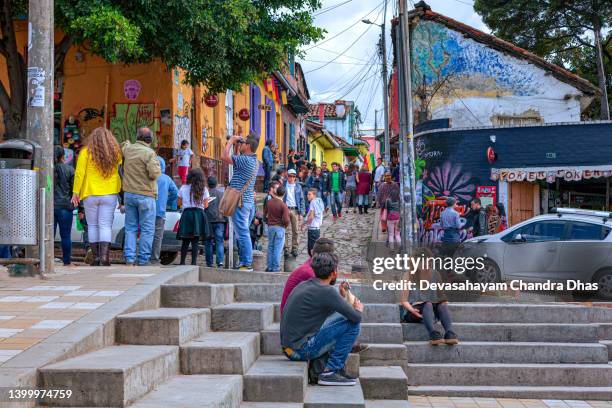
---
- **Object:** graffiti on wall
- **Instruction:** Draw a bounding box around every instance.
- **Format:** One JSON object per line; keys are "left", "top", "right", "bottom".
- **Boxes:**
{"left": 109, "top": 103, "right": 160, "bottom": 144}
{"left": 173, "top": 115, "right": 191, "bottom": 149}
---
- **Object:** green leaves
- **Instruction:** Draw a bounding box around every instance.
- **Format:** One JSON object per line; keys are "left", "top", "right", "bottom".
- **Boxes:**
{"left": 52, "top": 0, "right": 323, "bottom": 92}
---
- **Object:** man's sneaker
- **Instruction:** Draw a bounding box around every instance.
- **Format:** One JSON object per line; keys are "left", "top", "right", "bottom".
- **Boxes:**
{"left": 351, "top": 343, "right": 370, "bottom": 353}
{"left": 444, "top": 330, "right": 459, "bottom": 345}
{"left": 339, "top": 368, "right": 357, "bottom": 380}
{"left": 291, "top": 250, "right": 299, "bottom": 257}
{"left": 333, "top": 216, "right": 337, "bottom": 222}
{"left": 238, "top": 265, "right": 254, "bottom": 272}
{"left": 338, "top": 213, "right": 342, "bottom": 218}
{"left": 318, "top": 371, "right": 356, "bottom": 386}
{"left": 429, "top": 330, "right": 444, "bottom": 346}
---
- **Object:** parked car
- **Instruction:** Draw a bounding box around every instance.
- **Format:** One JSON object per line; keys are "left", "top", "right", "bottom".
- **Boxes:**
{"left": 54, "top": 209, "right": 182, "bottom": 265}
{"left": 456, "top": 208, "right": 612, "bottom": 300}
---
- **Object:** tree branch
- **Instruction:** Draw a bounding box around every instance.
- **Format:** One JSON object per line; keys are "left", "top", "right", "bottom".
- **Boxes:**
{"left": 0, "top": 78, "right": 10, "bottom": 114}
{"left": 54, "top": 35, "right": 73, "bottom": 75}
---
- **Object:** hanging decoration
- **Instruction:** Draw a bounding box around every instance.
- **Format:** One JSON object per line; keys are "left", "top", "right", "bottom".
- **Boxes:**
{"left": 238, "top": 108, "right": 250, "bottom": 121}
{"left": 487, "top": 146, "right": 496, "bottom": 164}
{"left": 204, "top": 94, "right": 219, "bottom": 108}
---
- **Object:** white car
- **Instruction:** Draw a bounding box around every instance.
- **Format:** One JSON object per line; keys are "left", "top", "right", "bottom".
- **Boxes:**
{"left": 54, "top": 209, "right": 183, "bottom": 265}
{"left": 456, "top": 208, "right": 612, "bottom": 300}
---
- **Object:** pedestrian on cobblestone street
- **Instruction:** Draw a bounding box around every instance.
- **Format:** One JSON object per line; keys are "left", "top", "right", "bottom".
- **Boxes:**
{"left": 121, "top": 127, "right": 162, "bottom": 266}
{"left": 264, "top": 185, "right": 289, "bottom": 272}
{"left": 177, "top": 168, "right": 209, "bottom": 265}
{"left": 326, "top": 162, "right": 346, "bottom": 221}
{"left": 344, "top": 164, "right": 357, "bottom": 214}
{"left": 304, "top": 189, "right": 325, "bottom": 256}
{"left": 221, "top": 133, "right": 259, "bottom": 272}
{"left": 355, "top": 164, "right": 372, "bottom": 214}
{"left": 71, "top": 127, "right": 122, "bottom": 266}
{"left": 283, "top": 169, "right": 304, "bottom": 257}
{"left": 204, "top": 176, "right": 227, "bottom": 268}
{"left": 150, "top": 157, "right": 178, "bottom": 265}
{"left": 262, "top": 140, "right": 274, "bottom": 193}
{"left": 54, "top": 146, "right": 74, "bottom": 266}
{"left": 377, "top": 172, "right": 398, "bottom": 233}
{"left": 320, "top": 161, "right": 331, "bottom": 210}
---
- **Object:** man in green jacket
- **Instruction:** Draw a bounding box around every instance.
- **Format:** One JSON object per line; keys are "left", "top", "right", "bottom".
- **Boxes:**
{"left": 122, "top": 127, "right": 162, "bottom": 266}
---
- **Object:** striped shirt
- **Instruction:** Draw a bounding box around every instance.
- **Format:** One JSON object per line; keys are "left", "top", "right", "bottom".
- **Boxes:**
{"left": 230, "top": 154, "right": 259, "bottom": 205}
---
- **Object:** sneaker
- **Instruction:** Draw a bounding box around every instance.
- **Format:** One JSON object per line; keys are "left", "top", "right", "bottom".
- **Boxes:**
{"left": 216, "top": 264, "right": 223, "bottom": 268}
{"left": 444, "top": 330, "right": 459, "bottom": 345}
{"left": 333, "top": 216, "right": 337, "bottom": 222}
{"left": 429, "top": 330, "right": 444, "bottom": 346}
{"left": 318, "top": 371, "right": 356, "bottom": 386}
{"left": 351, "top": 343, "right": 370, "bottom": 353}
{"left": 291, "top": 250, "right": 299, "bottom": 257}
{"left": 238, "top": 265, "right": 254, "bottom": 272}
{"left": 338, "top": 213, "right": 342, "bottom": 219}
{"left": 339, "top": 368, "right": 356, "bottom": 380}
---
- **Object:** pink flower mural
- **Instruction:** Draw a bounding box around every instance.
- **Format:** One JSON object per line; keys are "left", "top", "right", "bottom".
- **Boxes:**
{"left": 426, "top": 161, "right": 476, "bottom": 202}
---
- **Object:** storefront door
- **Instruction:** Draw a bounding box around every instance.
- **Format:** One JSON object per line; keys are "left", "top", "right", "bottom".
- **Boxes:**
{"left": 509, "top": 182, "right": 537, "bottom": 225}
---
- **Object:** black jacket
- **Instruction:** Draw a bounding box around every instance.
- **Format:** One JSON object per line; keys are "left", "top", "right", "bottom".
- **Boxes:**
{"left": 325, "top": 171, "right": 346, "bottom": 193}
{"left": 205, "top": 188, "right": 227, "bottom": 223}
{"left": 472, "top": 208, "right": 488, "bottom": 237}
{"left": 54, "top": 162, "right": 74, "bottom": 210}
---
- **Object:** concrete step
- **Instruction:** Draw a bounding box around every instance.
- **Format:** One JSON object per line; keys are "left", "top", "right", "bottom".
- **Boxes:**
{"left": 161, "top": 283, "right": 234, "bottom": 308}
{"left": 448, "top": 303, "right": 593, "bottom": 323}
{"left": 181, "top": 332, "right": 260, "bottom": 375}
{"left": 601, "top": 340, "right": 612, "bottom": 360}
{"left": 212, "top": 303, "right": 274, "bottom": 332}
{"left": 365, "top": 401, "right": 410, "bottom": 408}
{"left": 403, "top": 322, "right": 600, "bottom": 343}
{"left": 359, "top": 344, "right": 407, "bottom": 370}
{"left": 243, "top": 356, "right": 308, "bottom": 403}
{"left": 359, "top": 366, "right": 408, "bottom": 400}
{"left": 404, "top": 341, "right": 609, "bottom": 364}
{"left": 407, "top": 385, "right": 612, "bottom": 400}
{"left": 359, "top": 323, "right": 403, "bottom": 344}
{"left": 406, "top": 363, "right": 612, "bottom": 387}
{"left": 304, "top": 381, "right": 365, "bottom": 407}
{"left": 362, "top": 304, "right": 401, "bottom": 323}
{"left": 116, "top": 308, "right": 209, "bottom": 345}
{"left": 234, "top": 283, "right": 284, "bottom": 302}
{"left": 130, "top": 374, "right": 242, "bottom": 407}
{"left": 241, "top": 403, "right": 303, "bottom": 408}
{"left": 262, "top": 323, "right": 282, "bottom": 355}
{"left": 40, "top": 345, "right": 178, "bottom": 407}
{"left": 600, "top": 323, "right": 612, "bottom": 339}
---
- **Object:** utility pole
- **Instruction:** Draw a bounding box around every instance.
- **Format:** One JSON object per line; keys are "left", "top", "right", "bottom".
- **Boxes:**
{"left": 593, "top": 16, "right": 610, "bottom": 120}
{"left": 380, "top": 0, "right": 391, "bottom": 167}
{"left": 396, "top": 0, "right": 417, "bottom": 252}
{"left": 26, "top": 0, "right": 54, "bottom": 275}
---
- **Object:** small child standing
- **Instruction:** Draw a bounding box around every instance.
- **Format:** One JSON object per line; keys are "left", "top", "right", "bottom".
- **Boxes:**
{"left": 384, "top": 189, "right": 401, "bottom": 249}
{"left": 176, "top": 168, "right": 209, "bottom": 265}
{"left": 304, "top": 188, "right": 325, "bottom": 256}
{"left": 172, "top": 140, "right": 194, "bottom": 185}
{"left": 264, "top": 185, "right": 289, "bottom": 272}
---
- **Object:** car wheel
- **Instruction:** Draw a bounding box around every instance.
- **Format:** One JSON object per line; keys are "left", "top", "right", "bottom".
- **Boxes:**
{"left": 593, "top": 269, "right": 612, "bottom": 300}
{"left": 160, "top": 251, "right": 178, "bottom": 266}
{"left": 470, "top": 259, "right": 500, "bottom": 284}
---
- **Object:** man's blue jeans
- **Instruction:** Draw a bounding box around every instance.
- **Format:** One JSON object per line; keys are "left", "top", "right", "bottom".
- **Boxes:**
{"left": 267, "top": 226, "right": 285, "bottom": 271}
{"left": 205, "top": 223, "right": 225, "bottom": 267}
{"left": 285, "top": 314, "right": 360, "bottom": 373}
{"left": 330, "top": 191, "right": 343, "bottom": 217}
{"left": 124, "top": 192, "right": 156, "bottom": 265}
{"left": 54, "top": 208, "right": 73, "bottom": 265}
{"left": 232, "top": 201, "right": 255, "bottom": 267}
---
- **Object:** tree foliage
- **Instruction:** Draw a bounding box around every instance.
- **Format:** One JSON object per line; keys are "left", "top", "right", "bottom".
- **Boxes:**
{"left": 473, "top": 0, "right": 611, "bottom": 118}
{"left": 0, "top": 0, "right": 324, "bottom": 136}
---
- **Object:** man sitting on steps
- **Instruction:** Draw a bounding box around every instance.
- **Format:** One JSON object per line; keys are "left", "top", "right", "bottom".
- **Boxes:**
{"left": 280, "top": 252, "right": 364, "bottom": 386}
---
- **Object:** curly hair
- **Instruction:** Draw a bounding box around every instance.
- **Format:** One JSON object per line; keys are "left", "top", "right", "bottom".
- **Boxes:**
{"left": 186, "top": 168, "right": 206, "bottom": 206}
{"left": 86, "top": 127, "right": 121, "bottom": 178}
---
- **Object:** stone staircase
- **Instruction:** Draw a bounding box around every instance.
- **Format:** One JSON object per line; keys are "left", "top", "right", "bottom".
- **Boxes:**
{"left": 37, "top": 270, "right": 409, "bottom": 407}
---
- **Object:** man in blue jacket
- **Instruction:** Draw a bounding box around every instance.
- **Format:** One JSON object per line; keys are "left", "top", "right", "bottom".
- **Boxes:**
{"left": 283, "top": 169, "right": 304, "bottom": 257}
{"left": 262, "top": 139, "right": 274, "bottom": 193}
{"left": 150, "top": 157, "right": 179, "bottom": 265}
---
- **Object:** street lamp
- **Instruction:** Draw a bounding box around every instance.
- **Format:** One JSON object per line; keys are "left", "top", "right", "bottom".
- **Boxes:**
{"left": 362, "top": 15, "right": 390, "bottom": 168}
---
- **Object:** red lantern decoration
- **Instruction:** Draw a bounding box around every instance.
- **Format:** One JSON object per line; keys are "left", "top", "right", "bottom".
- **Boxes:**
{"left": 487, "top": 146, "right": 497, "bottom": 164}
{"left": 204, "top": 94, "right": 219, "bottom": 107}
{"left": 238, "top": 108, "right": 250, "bottom": 121}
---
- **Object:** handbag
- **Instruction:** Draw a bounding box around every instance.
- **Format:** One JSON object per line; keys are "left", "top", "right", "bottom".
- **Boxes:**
{"left": 219, "top": 159, "right": 259, "bottom": 217}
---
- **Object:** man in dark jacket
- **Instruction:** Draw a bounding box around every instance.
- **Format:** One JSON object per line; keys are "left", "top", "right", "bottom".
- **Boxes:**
{"left": 262, "top": 140, "right": 274, "bottom": 193}
{"left": 470, "top": 198, "right": 488, "bottom": 237}
{"left": 325, "top": 162, "right": 346, "bottom": 221}
{"left": 204, "top": 176, "right": 227, "bottom": 267}
{"left": 320, "top": 161, "right": 331, "bottom": 210}
{"left": 54, "top": 146, "right": 75, "bottom": 266}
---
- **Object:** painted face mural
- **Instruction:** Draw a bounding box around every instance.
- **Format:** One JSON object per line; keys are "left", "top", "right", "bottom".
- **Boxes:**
{"left": 123, "top": 80, "right": 141, "bottom": 101}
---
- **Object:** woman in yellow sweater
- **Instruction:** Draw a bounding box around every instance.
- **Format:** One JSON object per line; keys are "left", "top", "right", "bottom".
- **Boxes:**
{"left": 71, "top": 127, "right": 122, "bottom": 266}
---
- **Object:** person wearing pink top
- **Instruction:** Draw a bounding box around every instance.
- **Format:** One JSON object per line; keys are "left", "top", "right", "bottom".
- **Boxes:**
{"left": 280, "top": 238, "right": 335, "bottom": 314}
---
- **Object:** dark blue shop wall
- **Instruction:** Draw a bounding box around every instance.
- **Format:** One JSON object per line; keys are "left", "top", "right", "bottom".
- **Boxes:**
{"left": 415, "top": 122, "right": 612, "bottom": 205}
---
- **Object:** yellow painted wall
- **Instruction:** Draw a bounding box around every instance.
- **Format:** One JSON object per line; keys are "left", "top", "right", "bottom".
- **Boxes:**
{"left": 324, "top": 148, "right": 344, "bottom": 166}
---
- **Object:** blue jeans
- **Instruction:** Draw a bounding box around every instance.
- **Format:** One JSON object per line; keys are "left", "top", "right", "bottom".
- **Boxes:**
{"left": 330, "top": 191, "right": 343, "bottom": 217}
{"left": 357, "top": 194, "right": 368, "bottom": 206}
{"left": 232, "top": 201, "right": 255, "bottom": 267}
{"left": 54, "top": 208, "right": 73, "bottom": 265}
{"left": 124, "top": 192, "right": 156, "bottom": 265}
{"left": 286, "top": 314, "right": 360, "bottom": 373}
{"left": 205, "top": 223, "right": 226, "bottom": 267}
{"left": 267, "top": 226, "right": 285, "bottom": 271}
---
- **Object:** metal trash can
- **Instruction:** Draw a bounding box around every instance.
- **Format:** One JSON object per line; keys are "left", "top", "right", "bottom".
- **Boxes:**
{"left": 0, "top": 139, "right": 41, "bottom": 245}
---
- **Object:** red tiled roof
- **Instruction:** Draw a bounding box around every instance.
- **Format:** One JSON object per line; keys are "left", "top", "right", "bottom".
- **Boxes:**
{"left": 403, "top": 2, "right": 599, "bottom": 95}
{"left": 308, "top": 100, "right": 352, "bottom": 118}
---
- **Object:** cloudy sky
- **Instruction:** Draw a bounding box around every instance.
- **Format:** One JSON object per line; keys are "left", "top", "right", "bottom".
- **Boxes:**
{"left": 298, "top": 0, "right": 488, "bottom": 132}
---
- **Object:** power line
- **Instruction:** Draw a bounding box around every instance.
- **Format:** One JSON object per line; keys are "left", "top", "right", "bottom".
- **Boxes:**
{"left": 449, "top": 0, "right": 474, "bottom": 6}
{"left": 301, "top": 59, "right": 376, "bottom": 65}
{"left": 307, "top": 46, "right": 372, "bottom": 63}
{"left": 304, "top": 0, "right": 384, "bottom": 51}
{"left": 313, "top": 0, "right": 353, "bottom": 16}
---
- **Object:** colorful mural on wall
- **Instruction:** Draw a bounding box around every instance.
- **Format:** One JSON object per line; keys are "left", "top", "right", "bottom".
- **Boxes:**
{"left": 109, "top": 103, "right": 160, "bottom": 144}
{"left": 410, "top": 20, "right": 582, "bottom": 127}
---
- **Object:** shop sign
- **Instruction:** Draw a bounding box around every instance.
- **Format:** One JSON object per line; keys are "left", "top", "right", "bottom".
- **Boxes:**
{"left": 258, "top": 104, "right": 272, "bottom": 112}
{"left": 491, "top": 166, "right": 612, "bottom": 182}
